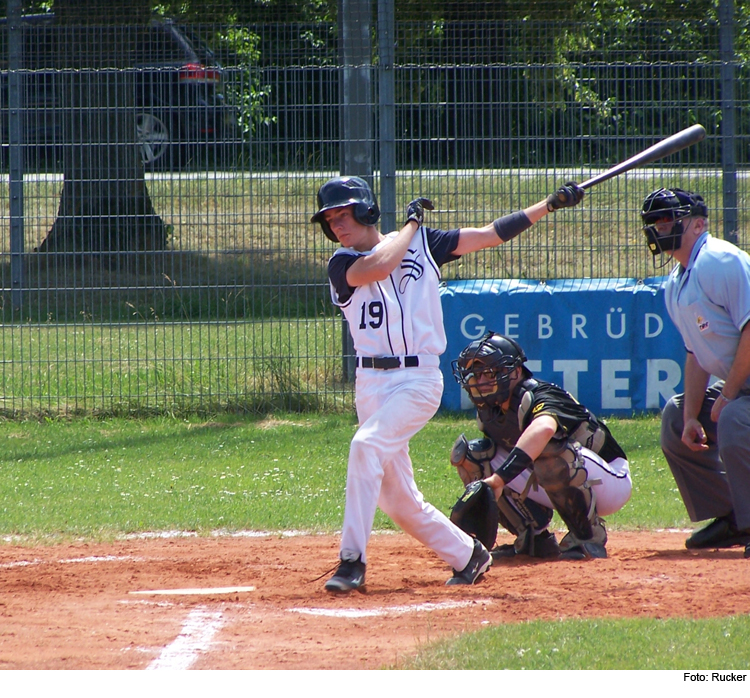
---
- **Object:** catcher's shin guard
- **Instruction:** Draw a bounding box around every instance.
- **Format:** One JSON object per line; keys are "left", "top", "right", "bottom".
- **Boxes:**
{"left": 533, "top": 439, "right": 602, "bottom": 544}
{"left": 494, "top": 487, "right": 559, "bottom": 558}
{"left": 545, "top": 486, "right": 595, "bottom": 541}
{"left": 558, "top": 516, "right": 608, "bottom": 559}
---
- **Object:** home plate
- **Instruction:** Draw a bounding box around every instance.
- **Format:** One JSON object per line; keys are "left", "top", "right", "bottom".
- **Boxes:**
{"left": 130, "top": 586, "right": 256, "bottom": 596}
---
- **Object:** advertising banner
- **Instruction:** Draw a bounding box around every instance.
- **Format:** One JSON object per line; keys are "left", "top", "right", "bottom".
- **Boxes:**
{"left": 439, "top": 277, "right": 685, "bottom": 416}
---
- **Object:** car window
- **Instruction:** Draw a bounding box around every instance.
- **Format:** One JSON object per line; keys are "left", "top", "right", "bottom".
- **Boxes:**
{"left": 134, "top": 24, "right": 194, "bottom": 67}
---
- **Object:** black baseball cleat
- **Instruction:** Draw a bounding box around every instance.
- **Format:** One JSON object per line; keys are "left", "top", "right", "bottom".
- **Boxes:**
{"left": 685, "top": 513, "right": 750, "bottom": 550}
{"left": 491, "top": 530, "right": 560, "bottom": 560}
{"left": 745, "top": 542, "right": 750, "bottom": 560}
{"left": 446, "top": 539, "right": 492, "bottom": 585}
{"left": 324, "top": 555, "right": 366, "bottom": 593}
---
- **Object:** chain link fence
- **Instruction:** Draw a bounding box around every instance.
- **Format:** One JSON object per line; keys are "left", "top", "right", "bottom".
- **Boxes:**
{"left": 0, "top": 5, "right": 748, "bottom": 415}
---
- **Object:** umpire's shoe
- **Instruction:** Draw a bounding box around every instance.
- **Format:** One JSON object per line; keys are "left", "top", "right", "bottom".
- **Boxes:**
{"left": 325, "top": 554, "right": 366, "bottom": 593}
{"left": 446, "top": 539, "right": 492, "bottom": 585}
{"left": 685, "top": 512, "right": 750, "bottom": 550}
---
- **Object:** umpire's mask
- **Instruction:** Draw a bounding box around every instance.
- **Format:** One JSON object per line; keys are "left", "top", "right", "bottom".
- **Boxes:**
{"left": 641, "top": 187, "right": 707, "bottom": 266}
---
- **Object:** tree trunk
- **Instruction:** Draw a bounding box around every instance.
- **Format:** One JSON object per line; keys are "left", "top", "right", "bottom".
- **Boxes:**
{"left": 37, "top": 0, "right": 166, "bottom": 266}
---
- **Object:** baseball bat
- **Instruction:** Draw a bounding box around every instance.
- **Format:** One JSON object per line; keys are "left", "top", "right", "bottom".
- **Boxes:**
{"left": 578, "top": 124, "right": 706, "bottom": 190}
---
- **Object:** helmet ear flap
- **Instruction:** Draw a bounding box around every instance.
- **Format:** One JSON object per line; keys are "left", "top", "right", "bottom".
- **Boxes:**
{"left": 353, "top": 201, "right": 380, "bottom": 227}
{"left": 320, "top": 220, "right": 339, "bottom": 243}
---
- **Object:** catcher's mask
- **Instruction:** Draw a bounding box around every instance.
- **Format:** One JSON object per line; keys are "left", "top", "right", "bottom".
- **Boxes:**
{"left": 452, "top": 332, "right": 527, "bottom": 408}
{"left": 311, "top": 176, "right": 381, "bottom": 242}
{"left": 641, "top": 187, "right": 707, "bottom": 265}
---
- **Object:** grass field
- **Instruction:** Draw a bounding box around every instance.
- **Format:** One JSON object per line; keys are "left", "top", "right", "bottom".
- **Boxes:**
{"left": 0, "top": 412, "right": 680, "bottom": 539}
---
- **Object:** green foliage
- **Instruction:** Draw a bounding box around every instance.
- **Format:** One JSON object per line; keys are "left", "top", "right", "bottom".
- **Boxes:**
{"left": 219, "top": 25, "right": 276, "bottom": 137}
{"left": 0, "top": 319, "right": 346, "bottom": 417}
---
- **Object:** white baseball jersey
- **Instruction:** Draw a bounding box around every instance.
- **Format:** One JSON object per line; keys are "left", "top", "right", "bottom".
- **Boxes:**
{"left": 327, "top": 224, "right": 476, "bottom": 572}
{"left": 328, "top": 225, "right": 460, "bottom": 358}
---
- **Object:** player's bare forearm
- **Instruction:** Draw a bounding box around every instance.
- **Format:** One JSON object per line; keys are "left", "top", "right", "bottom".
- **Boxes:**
{"left": 453, "top": 200, "right": 563, "bottom": 256}
{"left": 346, "top": 220, "right": 418, "bottom": 287}
{"left": 453, "top": 202, "right": 543, "bottom": 256}
{"left": 514, "top": 414, "right": 558, "bottom": 461}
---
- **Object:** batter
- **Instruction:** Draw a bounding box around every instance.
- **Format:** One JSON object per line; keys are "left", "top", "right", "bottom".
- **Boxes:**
{"left": 312, "top": 175, "right": 584, "bottom": 591}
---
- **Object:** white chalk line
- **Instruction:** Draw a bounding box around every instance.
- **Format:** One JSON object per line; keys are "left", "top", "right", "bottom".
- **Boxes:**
{"left": 289, "top": 599, "right": 492, "bottom": 619}
{"left": 0, "top": 554, "right": 142, "bottom": 569}
{"left": 131, "top": 586, "right": 256, "bottom": 596}
{"left": 146, "top": 606, "right": 225, "bottom": 671}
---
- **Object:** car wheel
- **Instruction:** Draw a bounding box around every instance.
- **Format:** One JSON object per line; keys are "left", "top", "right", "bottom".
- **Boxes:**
{"left": 136, "top": 113, "right": 171, "bottom": 166}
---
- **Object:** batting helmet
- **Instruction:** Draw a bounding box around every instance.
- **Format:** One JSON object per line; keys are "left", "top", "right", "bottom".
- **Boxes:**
{"left": 452, "top": 332, "right": 527, "bottom": 408}
{"left": 641, "top": 187, "right": 708, "bottom": 257}
{"left": 311, "top": 176, "right": 380, "bottom": 242}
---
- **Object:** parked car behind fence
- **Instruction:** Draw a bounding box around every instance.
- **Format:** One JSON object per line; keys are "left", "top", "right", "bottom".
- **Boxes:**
{"left": 0, "top": 13, "right": 239, "bottom": 171}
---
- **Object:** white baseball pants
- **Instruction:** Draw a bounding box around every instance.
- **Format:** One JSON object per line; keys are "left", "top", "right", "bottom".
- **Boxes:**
{"left": 339, "top": 366, "right": 475, "bottom": 571}
{"left": 493, "top": 448, "right": 632, "bottom": 516}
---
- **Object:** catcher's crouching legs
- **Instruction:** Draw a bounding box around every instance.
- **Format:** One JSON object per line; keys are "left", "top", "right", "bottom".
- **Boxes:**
{"left": 493, "top": 488, "right": 560, "bottom": 560}
{"left": 534, "top": 442, "right": 607, "bottom": 560}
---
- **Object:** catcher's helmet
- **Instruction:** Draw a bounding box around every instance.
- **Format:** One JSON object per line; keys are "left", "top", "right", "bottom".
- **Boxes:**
{"left": 311, "top": 176, "right": 381, "bottom": 242}
{"left": 452, "top": 332, "right": 527, "bottom": 408}
{"left": 641, "top": 187, "right": 708, "bottom": 258}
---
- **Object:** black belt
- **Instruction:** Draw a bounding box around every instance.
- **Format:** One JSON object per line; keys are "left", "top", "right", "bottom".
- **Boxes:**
{"left": 356, "top": 356, "right": 420, "bottom": 370}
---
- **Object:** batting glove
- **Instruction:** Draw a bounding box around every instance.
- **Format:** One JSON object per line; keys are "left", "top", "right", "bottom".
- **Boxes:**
{"left": 405, "top": 197, "right": 434, "bottom": 226}
{"left": 546, "top": 182, "right": 584, "bottom": 212}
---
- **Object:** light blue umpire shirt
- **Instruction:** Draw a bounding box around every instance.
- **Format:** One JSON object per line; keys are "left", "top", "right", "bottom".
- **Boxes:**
{"left": 664, "top": 231, "right": 750, "bottom": 390}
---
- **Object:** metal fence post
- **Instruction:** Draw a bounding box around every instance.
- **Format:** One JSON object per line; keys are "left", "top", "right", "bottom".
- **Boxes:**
{"left": 378, "top": 0, "right": 396, "bottom": 235}
{"left": 338, "top": 0, "right": 374, "bottom": 381}
{"left": 8, "top": 0, "right": 24, "bottom": 314}
{"left": 719, "top": 0, "right": 738, "bottom": 244}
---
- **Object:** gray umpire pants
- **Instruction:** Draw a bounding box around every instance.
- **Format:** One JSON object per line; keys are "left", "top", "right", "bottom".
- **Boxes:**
{"left": 661, "top": 381, "right": 750, "bottom": 530}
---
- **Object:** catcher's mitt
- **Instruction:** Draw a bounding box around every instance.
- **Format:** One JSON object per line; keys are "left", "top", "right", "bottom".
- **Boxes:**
{"left": 449, "top": 480, "right": 500, "bottom": 551}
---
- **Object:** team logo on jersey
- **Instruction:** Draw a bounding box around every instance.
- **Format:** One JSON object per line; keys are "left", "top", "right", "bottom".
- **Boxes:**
{"left": 399, "top": 248, "right": 425, "bottom": 293}
{"left": 696, "top": 315, "right": 709, "bottom": 332}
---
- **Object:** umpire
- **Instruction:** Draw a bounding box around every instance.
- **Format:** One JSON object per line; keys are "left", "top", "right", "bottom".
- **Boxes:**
{"left": 642, "top": 187, "right": 750, "bottom": 556}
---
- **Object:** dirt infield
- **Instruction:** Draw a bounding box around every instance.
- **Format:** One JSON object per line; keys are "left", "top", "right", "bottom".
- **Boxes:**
{"left": 1, "top": 529, "right": 749, "bottom": 670}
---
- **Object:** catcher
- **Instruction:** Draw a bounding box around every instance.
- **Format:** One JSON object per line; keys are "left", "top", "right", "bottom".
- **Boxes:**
{"left": 449, "top": 332, "right": 632, "bottom": 560}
